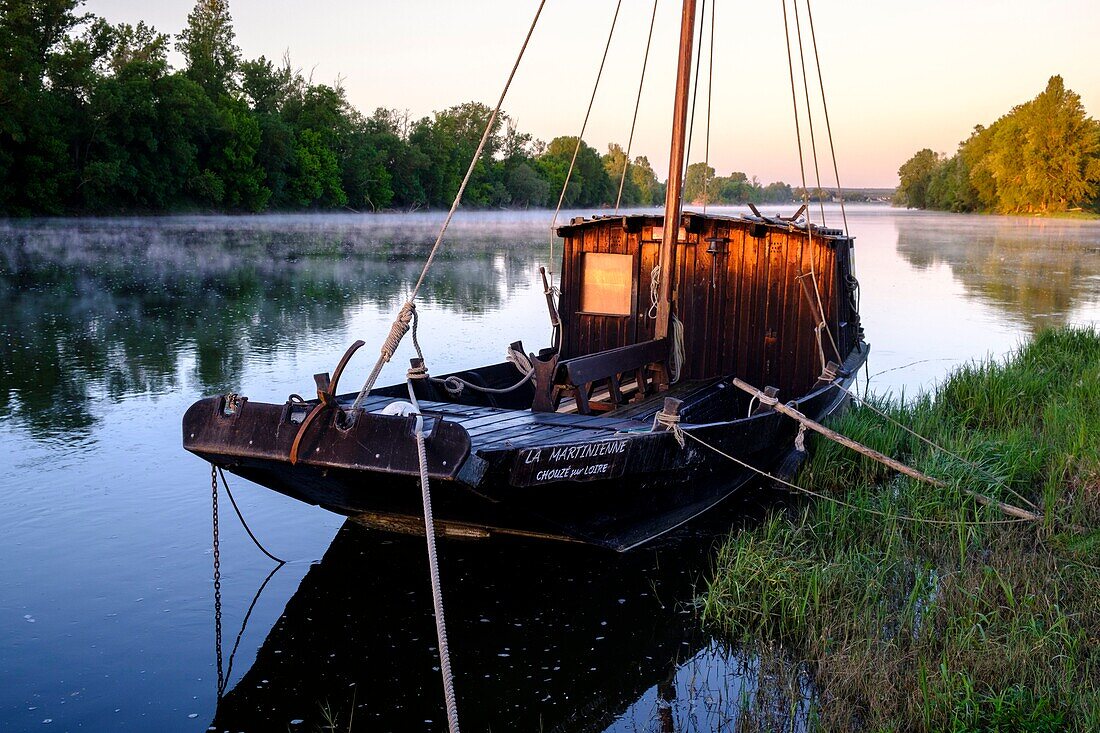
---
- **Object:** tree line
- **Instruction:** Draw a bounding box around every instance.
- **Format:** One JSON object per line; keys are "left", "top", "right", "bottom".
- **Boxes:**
{"left": 896, "top": 76, "right": 1100, "bottom": 215}
{"left": 0, "top": 0, "right": 807, "bottom": 217}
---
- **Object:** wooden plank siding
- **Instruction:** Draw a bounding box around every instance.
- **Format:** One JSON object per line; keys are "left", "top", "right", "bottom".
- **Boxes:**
{"left": 556, "top": 213, "right": 851, "bottom": 400}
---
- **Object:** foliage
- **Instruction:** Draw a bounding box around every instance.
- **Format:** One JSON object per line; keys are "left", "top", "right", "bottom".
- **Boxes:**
{"left": 0, "top": 0, "right": 798, "bottom": 215}
{"left": 897, "top": 76, "right": 1100, "bottom": 214}
{"left": 702, "top": 327, "right": 1100, "bottom": 731}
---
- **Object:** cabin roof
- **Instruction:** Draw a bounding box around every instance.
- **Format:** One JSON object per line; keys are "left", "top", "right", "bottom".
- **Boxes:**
{"left": 555, "top": 210, "right": 847, "bottom": 239}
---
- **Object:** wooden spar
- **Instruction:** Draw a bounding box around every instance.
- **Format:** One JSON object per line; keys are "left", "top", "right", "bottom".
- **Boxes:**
{"left": 731, "top": 378, "right": 1042, "bottom": 522}
{"left": 655, "top": 0, "right": 698, "bottom": 340}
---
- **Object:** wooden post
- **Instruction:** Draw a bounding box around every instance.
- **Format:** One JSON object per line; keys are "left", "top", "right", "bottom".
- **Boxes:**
{"left": 655, "top": 0, "right": 698, "bottom": 340}
{"left": 731, "top": 378, "right": 1042, "bottom": 522}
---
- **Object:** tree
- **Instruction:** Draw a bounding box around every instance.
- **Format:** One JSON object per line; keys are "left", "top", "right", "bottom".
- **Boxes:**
{"left": 539, "top": 136, "right": 612, "bottom": 207}
{"left": 1014, "top": 76, "right": 1100, "bottom": 212}
{"left": 683, "top": 162, "right": 716, "bottom": 204}
{"left": 176, "top": 0, "right": 239, "bottom": 98}
{"left": 0, "top": 0, "right": 108, "bottom": 213}
{"left": 629, "top": 155, "right": 662, "bottom": 205}
{"left": 602, "top": 143, "right": 640, "bottom": 206}
{"left": 896, "top": 148, "right": 941, "bottom": 209}
{"left": 288, "top": 128, "right": 345, "bottom": 208}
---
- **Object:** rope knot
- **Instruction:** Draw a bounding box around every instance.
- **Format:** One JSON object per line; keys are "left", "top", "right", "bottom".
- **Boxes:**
{"left": 794, "top": 424, "right": 807, "bottom": 452}
{"left": 407, "top": 363, "right": 430, "bottom": 380}
{"left": 381, "top": 301, "right": 416, "bottom": 363}
{"left": 756, "top": 391, "right": 779, "bottom": 407}
{"left": 652, "top": 410, "right": 686, "bottom": 449}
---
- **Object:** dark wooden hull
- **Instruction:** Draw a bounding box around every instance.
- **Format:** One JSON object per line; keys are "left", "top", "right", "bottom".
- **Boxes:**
{"left": 184, "top": 344, "right": 868, "bottom": 551}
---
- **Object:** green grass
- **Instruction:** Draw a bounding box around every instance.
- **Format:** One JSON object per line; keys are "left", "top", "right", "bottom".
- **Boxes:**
{"left": 702, "top": 327, "right": 1100, "bottom": 732}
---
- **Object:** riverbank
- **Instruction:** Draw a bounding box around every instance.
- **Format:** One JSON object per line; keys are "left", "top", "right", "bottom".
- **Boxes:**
{"left": 702, "top": 327, "right": 1100, "bottom": 731}
{"left": 894, "top": 205, "right": 1100, "bottom": 221}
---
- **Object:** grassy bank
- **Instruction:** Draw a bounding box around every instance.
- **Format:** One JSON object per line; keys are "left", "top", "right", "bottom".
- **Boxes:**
{"left": 703, "top": 327, "right": 1100, "bottom": 731}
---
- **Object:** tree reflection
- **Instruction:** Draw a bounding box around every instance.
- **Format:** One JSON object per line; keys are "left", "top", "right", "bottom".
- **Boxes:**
{"left": 895, "top": 217, "right": 1100, "bottom": 331}
{"left": 0, "top": 214, "right": 546, "bottom": 438}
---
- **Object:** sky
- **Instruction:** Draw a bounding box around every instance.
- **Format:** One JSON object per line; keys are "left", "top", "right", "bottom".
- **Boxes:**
{"left": 84, "top": 0, "right": 1100, "bottom": 188}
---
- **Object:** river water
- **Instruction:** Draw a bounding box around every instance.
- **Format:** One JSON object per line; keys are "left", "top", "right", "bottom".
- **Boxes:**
{"left": 1, "top": 205, "right": 1098, "bottom": 731}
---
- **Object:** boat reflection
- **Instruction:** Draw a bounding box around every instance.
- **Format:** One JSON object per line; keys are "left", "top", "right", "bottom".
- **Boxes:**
{"left": 210, "top": 500, "right": 808, "bottom": 732}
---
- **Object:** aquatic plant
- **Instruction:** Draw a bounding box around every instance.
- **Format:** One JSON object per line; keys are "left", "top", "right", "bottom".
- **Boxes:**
{"left": 702, "top": 326, "right": 1100, "bottom": 731}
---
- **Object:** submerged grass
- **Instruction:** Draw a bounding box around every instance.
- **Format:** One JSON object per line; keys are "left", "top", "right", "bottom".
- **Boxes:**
{"left": 702, "top": 327, "right": 1100, "bottom": 732}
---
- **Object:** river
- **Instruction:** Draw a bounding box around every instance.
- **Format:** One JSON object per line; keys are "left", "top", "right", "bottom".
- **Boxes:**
{"left": 1, "top": 205, "right": 1098, "bottom": 731}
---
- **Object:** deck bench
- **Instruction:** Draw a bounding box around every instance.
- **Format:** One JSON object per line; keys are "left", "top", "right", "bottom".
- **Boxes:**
{"left": 531, "top": 338, "right": 671, "bottom": 414}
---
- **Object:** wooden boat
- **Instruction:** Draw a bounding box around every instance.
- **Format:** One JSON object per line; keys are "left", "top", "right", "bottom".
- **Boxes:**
{"left": 183, "top": 1, "right": 868, "bottom": 551}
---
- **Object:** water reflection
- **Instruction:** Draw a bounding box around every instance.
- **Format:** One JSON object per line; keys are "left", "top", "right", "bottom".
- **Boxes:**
{"left": 211, "top": 509, "right": 810, "bottom": 732}
{"left": 3, "top": 208, "right": 1100, "bottom": 732}
{"left": 893, "top": 213, "right": 1100, "bottom": 331}
{"left": 0, "top": 215, "right": 544, "bottom": 439}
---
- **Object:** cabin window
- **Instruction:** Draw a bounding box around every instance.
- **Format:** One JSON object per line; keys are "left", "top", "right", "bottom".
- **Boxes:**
{"left": 579, "top": 253, "right": 633, "bottom": 316}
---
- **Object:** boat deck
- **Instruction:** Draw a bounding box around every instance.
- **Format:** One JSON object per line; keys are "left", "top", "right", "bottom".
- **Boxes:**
{"left": 338, "top": 378, "right": 720, "bottom": 451}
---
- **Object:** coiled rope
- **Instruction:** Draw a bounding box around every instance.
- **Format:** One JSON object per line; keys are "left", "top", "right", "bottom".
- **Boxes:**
{"left": 431, "top": 345, "right": 535, "bottom": 397}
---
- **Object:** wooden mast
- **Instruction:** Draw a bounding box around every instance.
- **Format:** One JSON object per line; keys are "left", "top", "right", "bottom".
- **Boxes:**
{"left": 655, "top": 0, "right": 698, "bottom": 339}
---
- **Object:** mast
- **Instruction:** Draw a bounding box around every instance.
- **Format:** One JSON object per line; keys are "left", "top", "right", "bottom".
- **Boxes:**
{"left": 655, "top": 0, "right": 698, "bottom": 339}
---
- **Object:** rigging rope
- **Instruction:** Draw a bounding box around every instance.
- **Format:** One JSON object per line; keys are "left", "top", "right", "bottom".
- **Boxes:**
{"left": 791, "top": 0, "right": 827, "bottom": 225}
{"left": 779, "top": 0, "right": 812, "bottom": 231}
{"left": 804, "top": 0, "right": 849, "bottom": 237}
{"left": 351, "top": 0, "right": 545, "bottom": 409}
{"left": 615, "top": 0, "right": 659, "bottom": 213}
{"left": 702, "top": 0, "right": 715, "bottom": 213}
{"left": 548, "top": 0, "right": 623, "bottom": 287}
{"left": 682, "top": 0, "right": 707, "bottom": 207}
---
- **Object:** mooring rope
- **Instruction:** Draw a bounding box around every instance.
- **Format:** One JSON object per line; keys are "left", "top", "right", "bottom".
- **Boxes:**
{"left": 682, "top": 431, "right": 1034, "bottom": 527}
{"left": 829, "top": 382, "right": 1041, "bottom": 512}
{"left": 548, "top": 0, "right": 623, "bottom": 287}
{"left": 615, "top": 0, "right": 659, "bottom": 213}
{"left": 350, "top": 0, "right": 545, "bottom": 409}
{"left": 216, "top": 466, "right": 286, "bottom": 564}
{"left": 406, "top": 372, "right": 460, "bottom": 733}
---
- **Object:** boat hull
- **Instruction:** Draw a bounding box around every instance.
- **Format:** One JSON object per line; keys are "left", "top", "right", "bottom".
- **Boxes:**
{"left": 184, "top": 344, "right": 867, "bottom": 550}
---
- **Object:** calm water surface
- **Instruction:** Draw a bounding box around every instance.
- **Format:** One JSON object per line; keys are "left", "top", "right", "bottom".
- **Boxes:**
{"left": 1, "top": 206, "right": 1098, "bottom": 731}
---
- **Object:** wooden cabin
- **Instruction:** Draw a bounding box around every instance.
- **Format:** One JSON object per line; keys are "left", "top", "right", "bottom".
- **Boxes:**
{"left": 544, "top": 212, "right": 861, "bottom": 412}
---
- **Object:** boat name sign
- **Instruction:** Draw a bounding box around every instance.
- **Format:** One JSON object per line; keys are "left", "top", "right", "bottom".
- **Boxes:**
{"left": 512, "top": 439, "right": 630, "bottom": 486}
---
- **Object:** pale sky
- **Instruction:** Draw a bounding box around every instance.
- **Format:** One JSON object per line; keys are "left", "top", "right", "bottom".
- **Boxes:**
{"left": 85, "top": 0, "right": 1100, "bottom": 188}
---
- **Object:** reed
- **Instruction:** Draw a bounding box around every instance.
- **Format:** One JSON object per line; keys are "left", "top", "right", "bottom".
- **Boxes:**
{"left": 702, "top": 326, "right": 1100, "bottom": 732}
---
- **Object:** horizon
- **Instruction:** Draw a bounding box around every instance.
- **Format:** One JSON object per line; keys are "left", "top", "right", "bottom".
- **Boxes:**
{"left": 84, "top": 0, "right": 1100, "bottom": 189}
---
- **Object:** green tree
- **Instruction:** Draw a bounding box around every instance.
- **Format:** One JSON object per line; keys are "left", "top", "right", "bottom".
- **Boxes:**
{"left": 0, "top": 0, "right": 109, "bottom": 214}
{"left": 288, "top": 128, "right": 345, "bottom": 208}
{"left": 1013, "top": 76, "right": 1100, "bottom": 212}
{"left": 683, "top": 162, "right": 715, "bottom": 204}
{"left": 628, "top": 155, "right": 662, "bottom": 205}
{"left": 209, "top": 99, "right": 270, "bottom": 210}
{"left": 896, "top": 148, "right": 941, "bottom": 209}
{"left": 539, "top": 136, "right": 612, "bottom": 207}
{"left": 602, "top": 143, "right": 641, "bottom": 206}
{"left": 176, "top": 0, "right": 239, "bottom": 98}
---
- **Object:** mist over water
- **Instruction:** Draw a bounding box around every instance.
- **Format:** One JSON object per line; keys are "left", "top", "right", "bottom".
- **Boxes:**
{"left": 0, "top": 205, "right": 1098, "bottom": 731}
